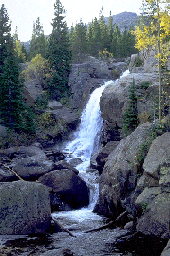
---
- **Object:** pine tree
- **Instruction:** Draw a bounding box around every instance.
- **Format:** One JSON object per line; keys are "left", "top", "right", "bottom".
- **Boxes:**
{"left": 99, "top": 7, "right": 108, "bottom": 51}
{"left": 0, "top": 4, "right": 35, "bottom": 133}
{"left": 47, "top": 0, "right": 72, "bottom": 100}
{"left": 122, "top": 79, "right": 138, "bottom": 135}
{"left": 29, "top": 17, "right": 47, "bottom": 60}
{"left": 70, "top": 19, "right": 87, "bottom": 63}
{"left": 107, "top": 12, "right": 114, "bottom": 53}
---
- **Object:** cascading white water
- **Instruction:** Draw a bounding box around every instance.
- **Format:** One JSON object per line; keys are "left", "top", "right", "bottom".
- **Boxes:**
{"left": 65, "top": 80, "right": 112, "bottom": 171}
{"left": 64, "top": 69, "right": 130, "bottom": 209}
{"left": 53, "top": 70, "right": 130, "bottom": 223}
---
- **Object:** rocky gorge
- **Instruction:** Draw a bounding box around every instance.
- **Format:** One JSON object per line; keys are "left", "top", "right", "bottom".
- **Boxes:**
{"left": 0, "top": 52, "right": 170, "bottom": 255}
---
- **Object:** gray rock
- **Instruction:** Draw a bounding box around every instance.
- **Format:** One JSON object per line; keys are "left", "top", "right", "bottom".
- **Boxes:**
{"left": 136, "top": 192, "right": 170, "bottom": 239}
{"left": 69, "top": 57, "right": 127, "bottom": 110}
{"left": 142, "top": 132, "right": 170, "bottom": 188}
{"left": 38, "top": 170, "right": 89, "bottom": 209}
{"left": 0, "top": 180, "right": 51, "bottom": 235}
{"left": 24, "top": 79, "right": 43, "bottom": 106}
{"left": 100, "top": 72, "right": 159, "bottom": 140}
{"left": 3, "top": 145, "right": 46, "bottom": 159}
{"left": 135, "top": 187, "right": 162, "bottom": 214}
{"left": 161, "top": 240, "right": 170, "bottom": 256}
{"left": 11, "top": 156, "right": 54, "bottom": 181}
{"left": 0, "top": 125, "right": 7, "bottom": 137}
{"left": 54, "top": 159, "right": 79, "bottom": 175}
{"left": 48, "top": 101, "right": 63, "bottom": 110}
{"left": 98, "top": 122, "right": 152, "bottom": 217}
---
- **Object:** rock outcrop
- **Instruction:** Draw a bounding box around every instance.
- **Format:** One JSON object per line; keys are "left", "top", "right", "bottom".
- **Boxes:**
{"left": 134, "top": 132, "right": 170, "bottom": 239}
{"left": 0, "top": 180, "right": 51, "bottom": 235}
{"left": 100, "top": 72, "right": 159, "bottom": 142}
{"left": 97, "top": 122, "right": 152, "bottom": 217}
{"left": 69, "top": 56, "right": 127, "bottom": 110}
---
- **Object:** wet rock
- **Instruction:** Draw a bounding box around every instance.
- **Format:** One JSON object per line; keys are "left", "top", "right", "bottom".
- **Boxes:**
{"left": 38, "top": 169, "right": 89, "bottom": 209}
{"left": 63, "top": 248, "right": 73, "bottom": 256}
{"left": 0, "top": 180, "right": 51, "bottom": 235}
{"left": 45, "top": 150, "right": 65, "bottom": 162}
{"left": 90, "top": 141, "right": 119, "bottom": 174}
{"left": 54, "top": 160, "right": 79, "bottom": 175}
{"left": 50, "top": 193, "right": 73, "bottom": 212}
{"left": 67, "top": 158, "right": 83, "bottom": 168}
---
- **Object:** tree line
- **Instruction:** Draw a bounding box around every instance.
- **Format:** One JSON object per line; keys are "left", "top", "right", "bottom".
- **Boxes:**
{"left": 0, "top": 0, "right": 138, "bottom": 134}
{"left": 1, "top": 0, "right": 169, "bottom": 136}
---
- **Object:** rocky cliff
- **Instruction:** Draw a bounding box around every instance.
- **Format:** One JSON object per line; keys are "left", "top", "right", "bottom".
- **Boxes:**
{"left": 93, "top": 49, "right": 170, "bottom": 253}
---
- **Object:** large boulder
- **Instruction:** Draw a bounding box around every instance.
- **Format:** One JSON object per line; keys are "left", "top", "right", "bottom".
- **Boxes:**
{"left": 137, "top": 132, "right": 170, "bottom": 190}
{"left": 38, "top": 169, "right": 89, "bottom": 209}
{"left": 97, "top": 122, "right": 152, "bottom": 217}
{"left": 136, "top": 193, "right": 170, "bottom": 239}
{"left": 36, "top": 107, "right": 80, "bottom": 147}
{"left": 0, "top": 180, "right": 51, "bottom": 235}
{"left": 4, "top": 145, "right": 54, "bottom": 181}
{"left": 11, "top": 157, "right": 54, "bottom": 181}
{"left": 24, "top": 78, "right": 43, "bottom": 106}
{"left": 134, "top": 132, "right": 170, "bottom": 239}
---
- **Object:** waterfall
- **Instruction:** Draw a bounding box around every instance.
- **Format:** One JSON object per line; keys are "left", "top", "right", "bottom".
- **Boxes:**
{"left": 53, "top": 70, "right": 130, "bottom": 223}
{"left": 64, "top": 70, "right": 130, "bottom": 209}
{"left": 65, "top": 80, "right": 112, "bottom": 172}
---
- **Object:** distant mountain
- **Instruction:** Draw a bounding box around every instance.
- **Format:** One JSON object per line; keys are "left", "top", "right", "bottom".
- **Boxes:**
{"left": 105, "top": 11, "right": 138, "bottom": 31}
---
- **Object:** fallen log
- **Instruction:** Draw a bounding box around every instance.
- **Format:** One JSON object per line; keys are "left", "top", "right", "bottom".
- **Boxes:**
{"left": 84, "top": 210, "right": 127, "bottom": 233}
{"left": 2, "top": 163, "right": 24, "bottom": 181}
{"left": 52, "top": 216, "right": 76, "bottom": 238}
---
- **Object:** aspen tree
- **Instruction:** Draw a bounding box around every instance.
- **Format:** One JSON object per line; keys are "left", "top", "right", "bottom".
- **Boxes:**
{"left": 134, "top": 0, "right": 170, "bottom": 120}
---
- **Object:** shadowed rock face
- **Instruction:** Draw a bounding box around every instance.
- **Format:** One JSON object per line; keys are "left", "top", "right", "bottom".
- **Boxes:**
{"left": 0, "top": 180, "right": 51, "bottom": 235}
{"left": 97, "top": 122, "right": 152, "bottom": 217}
{"left": 38, "top": 169, "right": 89, "bottom": 209}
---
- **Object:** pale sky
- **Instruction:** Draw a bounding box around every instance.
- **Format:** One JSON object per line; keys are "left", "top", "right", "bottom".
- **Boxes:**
{"left": 1, "top": 0, "right": 143, "bottom": 42}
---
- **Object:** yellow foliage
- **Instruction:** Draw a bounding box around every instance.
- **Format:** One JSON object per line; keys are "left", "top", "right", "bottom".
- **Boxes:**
{"left": 21, "top": 54, "right": 51, "bottom": 82}
{"left": 15, "top": 40, "right": 26, "bottom": 62}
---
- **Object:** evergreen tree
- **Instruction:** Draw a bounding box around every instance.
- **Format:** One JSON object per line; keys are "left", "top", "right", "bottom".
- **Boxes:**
{"left": 13, "top": 27, "right": 26, "bottom": 63}
{"left": 70, "top": 19, "right": 87, "bottom": 63}
{"left": 122, "top": 79, "right": 138, "bottom": 135}
{"left": 99, "top": 7, "right": 108, "bottom": 51}
{"left": 47, "top": 0, "right": 72, "bottom": 100}
{"left": 29, "top": 17, "right": 47, "bottom": 60}
{"left": 107, "top": 11, "right": 114, "bottom": 53}
{"left": 0, "top": 4, "right": 35, "bottom": 133}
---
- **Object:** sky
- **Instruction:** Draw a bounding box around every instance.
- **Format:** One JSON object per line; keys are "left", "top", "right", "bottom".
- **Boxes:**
{"left": 1, "top": 0, "right": 143, "bottom": 42}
